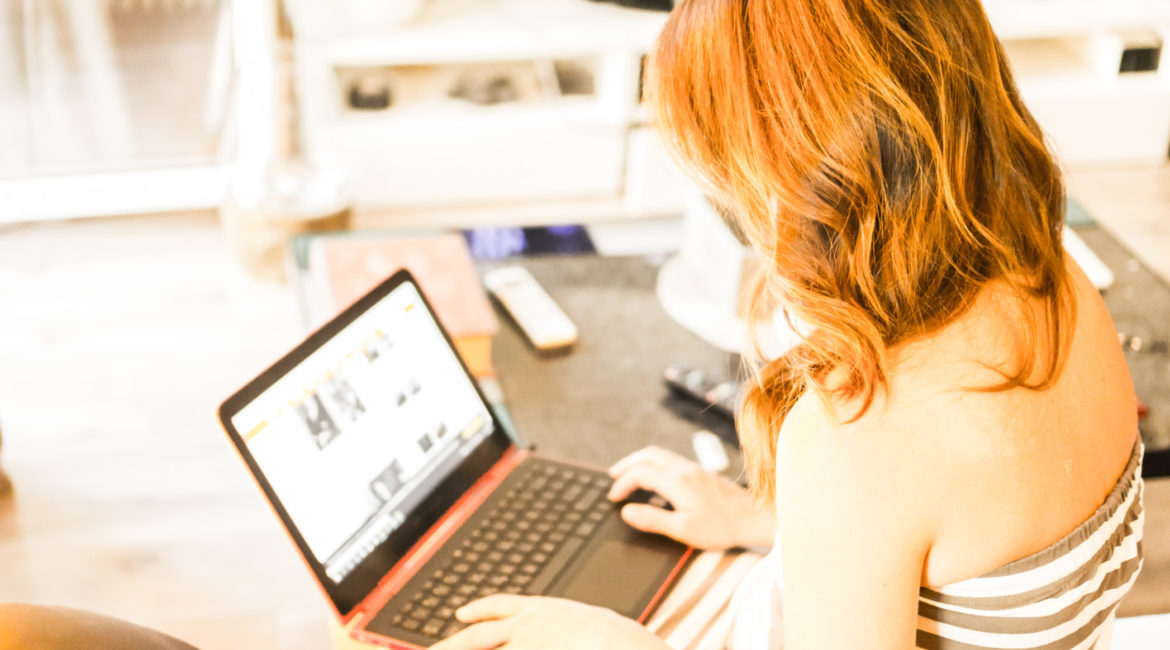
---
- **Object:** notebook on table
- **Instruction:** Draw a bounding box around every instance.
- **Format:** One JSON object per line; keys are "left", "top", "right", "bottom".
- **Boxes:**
{"left": 218, "top": 269, "right": 692, "bottom": 648}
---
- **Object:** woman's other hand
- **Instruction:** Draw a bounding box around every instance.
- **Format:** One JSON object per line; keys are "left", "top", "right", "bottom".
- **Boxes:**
{"left": 430, "top": 595, "right": 669, "bottom": 650}
{"left": 607, "top": 446, "right": 776, "bottom": 550}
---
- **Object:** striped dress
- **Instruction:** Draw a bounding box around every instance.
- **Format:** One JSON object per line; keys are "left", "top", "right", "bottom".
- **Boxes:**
{"left": 646, "top": 438, "right": 1146, "bottom": 650}
{"left": 916, "top": 438, "right": 1145, "bottom": 649}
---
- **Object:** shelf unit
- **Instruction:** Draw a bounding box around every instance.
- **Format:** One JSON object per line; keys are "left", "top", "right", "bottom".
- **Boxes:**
{"left": 983, "top": 0, "right": 1170, "bottom": 39}
{"left": 287, "top": 0, "right": 1170, "bottom": 224}
{"left": 988, "top": 1, "right": 1170, "bottom": 167}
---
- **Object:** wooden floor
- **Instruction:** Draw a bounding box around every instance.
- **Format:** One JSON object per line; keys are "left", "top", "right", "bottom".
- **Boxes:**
{"left": 0, "top": 168, "right": 1169, "bottom": 649}
{"left": 0, "top": 213, "right": 331, "bottom": 649}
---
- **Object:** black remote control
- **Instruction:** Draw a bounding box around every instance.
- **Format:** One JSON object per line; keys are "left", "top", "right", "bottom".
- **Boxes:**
{"left": 663, "top": 365, "right": 741, "bottom": 420}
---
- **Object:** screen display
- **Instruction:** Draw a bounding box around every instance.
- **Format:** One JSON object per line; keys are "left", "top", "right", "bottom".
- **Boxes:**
{"left": 229, "top": 282, "right": 495, "bottom": 583}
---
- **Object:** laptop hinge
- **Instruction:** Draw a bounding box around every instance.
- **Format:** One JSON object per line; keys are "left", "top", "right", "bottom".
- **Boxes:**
{"left": 348, "top": 610, "right": 367, "bottom": 628}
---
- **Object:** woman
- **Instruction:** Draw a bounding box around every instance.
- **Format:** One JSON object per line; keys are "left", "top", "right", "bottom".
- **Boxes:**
{"left": 434, "top": 1, "right": 1144, "bottom": 648}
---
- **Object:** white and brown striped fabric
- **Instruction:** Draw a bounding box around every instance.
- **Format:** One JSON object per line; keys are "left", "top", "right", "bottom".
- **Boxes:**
{"left": 646, "top": 546, "right": 775, "bottom": 650}
{"left": 916, "top": 438, "right": 1146, "bottom": 650}
{"left": 646, "top": 438, "right": 1145, "bottom": 650}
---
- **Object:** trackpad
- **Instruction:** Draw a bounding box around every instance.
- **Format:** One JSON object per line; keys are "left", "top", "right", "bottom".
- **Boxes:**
{"left": 556, "top": 540, "right": 674, "bottom": 618}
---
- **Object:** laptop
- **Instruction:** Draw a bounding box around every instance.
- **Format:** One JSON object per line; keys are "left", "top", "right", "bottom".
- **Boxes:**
{"left": 218, "top": 269, "right": 693, "bottom": 648}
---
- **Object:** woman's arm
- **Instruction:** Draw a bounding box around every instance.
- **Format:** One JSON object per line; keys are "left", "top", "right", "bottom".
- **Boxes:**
{"left": 777, "top": 395, "right": 932, "bottom": 650}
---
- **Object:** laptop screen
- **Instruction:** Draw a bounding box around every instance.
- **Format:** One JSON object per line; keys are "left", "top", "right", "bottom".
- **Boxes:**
{"left": 220, "top": 272, "right": 512, "bottom": 615}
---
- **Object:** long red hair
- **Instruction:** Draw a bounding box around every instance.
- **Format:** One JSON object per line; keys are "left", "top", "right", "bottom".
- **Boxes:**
{"left": 647, "top": 0, "right": 1071, "bottom": 499}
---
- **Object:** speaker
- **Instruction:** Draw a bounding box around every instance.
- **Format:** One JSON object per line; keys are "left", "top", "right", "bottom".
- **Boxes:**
{"left": 589, "top": 0, "right": 673, "bottom": 12}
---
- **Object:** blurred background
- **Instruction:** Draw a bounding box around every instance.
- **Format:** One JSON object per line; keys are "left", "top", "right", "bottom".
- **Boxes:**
{"left": 1, "top": 1, "right": 1170, "bottom": 648}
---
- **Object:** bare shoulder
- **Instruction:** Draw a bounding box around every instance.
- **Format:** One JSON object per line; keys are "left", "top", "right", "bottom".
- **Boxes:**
{"left": 778, "top": 366, "right": 951, "bottom": 483}
{"left": 777, "top": 380, "right": 941, "bottom": 534}
{"left": 778, "top": 257, "right": 1138, "bottom": 588}
{"left": 776, "top": 373, "right": 935, "bottom": 649}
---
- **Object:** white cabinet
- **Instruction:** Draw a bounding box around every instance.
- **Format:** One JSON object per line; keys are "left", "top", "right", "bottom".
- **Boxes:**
{"left": 289, "top": 0, "right": 666, "bottom": 220}
{"left": 286, "top": 0, "right": 1170, "bottom": 224}
{"left": 988, "top": 0, "right": 1170, "bottom": 168}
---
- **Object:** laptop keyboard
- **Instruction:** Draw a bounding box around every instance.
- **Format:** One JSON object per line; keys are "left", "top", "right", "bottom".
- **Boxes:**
{"left": 373, "top": 458, "right": 614, "bottom": 641}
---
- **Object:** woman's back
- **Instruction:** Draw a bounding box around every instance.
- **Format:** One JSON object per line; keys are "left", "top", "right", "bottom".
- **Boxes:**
{"left": 775, "top": 257, "right": 1142, "bottom": 649}
{"left": 890, "top": 258, "right": 1136, "bottom": 590}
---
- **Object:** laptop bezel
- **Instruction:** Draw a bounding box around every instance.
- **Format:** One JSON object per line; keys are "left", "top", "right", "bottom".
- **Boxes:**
{"left": 218, "top": 268, "right": 513, "bottom": 617}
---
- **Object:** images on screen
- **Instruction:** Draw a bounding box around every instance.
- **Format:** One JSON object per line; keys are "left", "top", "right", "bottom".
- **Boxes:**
{"left": 231, "top": 283, "right": 495, "bottom": 583}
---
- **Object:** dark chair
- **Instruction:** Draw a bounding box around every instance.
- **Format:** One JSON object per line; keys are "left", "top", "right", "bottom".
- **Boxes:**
{"left": 0, "top": 604, "right": 200, "bottom": 649}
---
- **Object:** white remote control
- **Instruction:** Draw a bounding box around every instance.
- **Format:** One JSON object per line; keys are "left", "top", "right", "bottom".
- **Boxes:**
{"left": 483, "top": 266, "right": 578, "bottom": 353}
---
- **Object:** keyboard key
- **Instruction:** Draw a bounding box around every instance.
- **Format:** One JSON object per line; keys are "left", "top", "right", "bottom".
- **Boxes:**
{"left": 564, "top": 484, "right": 583, "bottom": 502}
{"left": 423, "top": 619, "right": 445, "bottom": 637}
{"left": 574, "top": 491, "right": 600, "bottom": 511}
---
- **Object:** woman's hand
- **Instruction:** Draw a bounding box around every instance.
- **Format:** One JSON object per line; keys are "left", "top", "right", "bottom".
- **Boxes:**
{"left": 430, "top": 595, "right": 669, "bottom": 650}
{"left": 607, "top": 446, "right": 776, "bottom": 550}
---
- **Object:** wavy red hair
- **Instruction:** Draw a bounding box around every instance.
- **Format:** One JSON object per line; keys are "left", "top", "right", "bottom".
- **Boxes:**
{"left": 647, "top": 0, "right": 1071, "bottom": 499}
